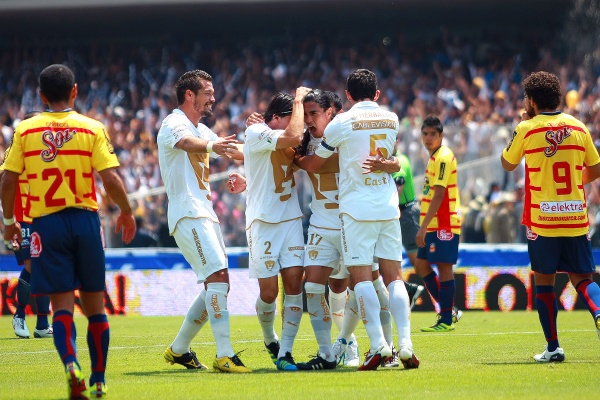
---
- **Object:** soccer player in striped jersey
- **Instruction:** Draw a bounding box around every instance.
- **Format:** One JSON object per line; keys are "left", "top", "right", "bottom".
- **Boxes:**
{"left": 1, "top": 64, "right": 136, "bottom": 398}
{"left": 501, "top": 71, "right": 600, "bottom": 362}
{"left": 1, "top": 111, "right": 52, "bottom": 340}
{"left": 414, "top": 115, "right": 462, "bottom": 332}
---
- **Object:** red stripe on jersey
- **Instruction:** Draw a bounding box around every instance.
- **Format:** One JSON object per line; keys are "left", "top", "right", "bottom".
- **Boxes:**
{"left": 27, "top": 173, "right": 37, "bottom": 180}
{"left": 24, "top": 150, "right": 93, "bottom": 158}
{"left": 531, "top": 221, "right": 589, "bottom": 229}
{"left": 530, "top": 186, "right": 541, "bottom": 191}
{"left": 21, "top": 126, "right": 97, "bottom": 136}
{"left": 524, "top": 124, "right": 586, "bottom": 139}
{"left": 524, "top": 145, "right": 585, "bottom": 155}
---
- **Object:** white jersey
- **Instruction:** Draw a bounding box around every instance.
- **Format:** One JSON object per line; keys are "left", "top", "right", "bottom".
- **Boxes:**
{"left": 244, "top": 122, "right": 302, "bottom": 228}
{"left": 157, "top": 109, "right": 220, "bottom": 234}
{"left": 315, "top": 101, "right": 400, "bottom": 221}
{"left": 306, "top": 135, "right": 341, "bottom": 229}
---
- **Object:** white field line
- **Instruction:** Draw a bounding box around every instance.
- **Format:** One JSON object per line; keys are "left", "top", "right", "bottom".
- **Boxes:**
{"left": 0, "top": 329, "right": 594, "bottom": 357}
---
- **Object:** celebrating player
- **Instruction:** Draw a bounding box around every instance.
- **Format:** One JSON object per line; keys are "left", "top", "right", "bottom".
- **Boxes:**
{"left": 158, "top": 70, "right": 251, "bottom": 373}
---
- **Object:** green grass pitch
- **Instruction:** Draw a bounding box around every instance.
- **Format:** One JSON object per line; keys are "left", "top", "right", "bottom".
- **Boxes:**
{"left": 1, "top": 311, "right": 598, "bottom": 399}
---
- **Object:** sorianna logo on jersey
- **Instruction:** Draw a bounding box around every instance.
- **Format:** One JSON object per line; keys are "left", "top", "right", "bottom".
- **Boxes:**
{"left": 544, "top": 126, "right": 572, "bottom": 157}
{"left": 40, "top": 129, "right": 76, "bottom": 162}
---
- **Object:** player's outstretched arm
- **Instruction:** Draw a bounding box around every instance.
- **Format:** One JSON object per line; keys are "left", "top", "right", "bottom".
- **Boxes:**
{"left": 176, "top": 134, "right": 238, "bottom": 158}
{"left": 98, "top": 168, "right": 136, "bottom": 244}
{"left": 362, "top": 149, "right": 401, "bottom": 174}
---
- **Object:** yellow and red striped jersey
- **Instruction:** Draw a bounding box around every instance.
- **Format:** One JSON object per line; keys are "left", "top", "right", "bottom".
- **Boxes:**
{"left": 1, "top": 111, "right": 119, "bottom": 218}
{"left": 420, "top": 145, "right": 461, "bottom": 234}
{"left": 502, "top": 111, "right": 600, "bottom": 237}
{"left": 0, "top": 166, "right": 32, "bottom": 223}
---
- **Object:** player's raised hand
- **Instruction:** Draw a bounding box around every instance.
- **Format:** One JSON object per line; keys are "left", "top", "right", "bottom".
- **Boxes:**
{"left": 227, "top": 172, "right": 247, "bottom": 194}
{"left": 295, "top": 86, "right": 312, "bottom": 101}
{"left": 245, "top": 112, "right": 264, "bottom": 127}
{"left": 116, "top": 211, "right": 136, "bottom": 245}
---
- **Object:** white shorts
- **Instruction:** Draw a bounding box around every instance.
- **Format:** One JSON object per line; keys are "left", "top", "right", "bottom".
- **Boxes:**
{"left": 247, "top": 219, "right": 305, "bottom": 279}
{"left": 305, "top": 225, "right": 346, "bottom": 278}
{"left": 173, "top": 217, "right": 227, "bottom": 283}
{"left": 340, "top": 214, "right": 403, "bottom": 267}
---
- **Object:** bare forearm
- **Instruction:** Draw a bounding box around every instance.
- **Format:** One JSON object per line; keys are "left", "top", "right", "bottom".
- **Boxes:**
{"left": 99, "top": 169, "right": 133, "bottom": 215}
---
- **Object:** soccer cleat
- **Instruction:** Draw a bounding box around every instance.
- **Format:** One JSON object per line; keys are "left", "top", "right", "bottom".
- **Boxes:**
{"left": 213, "top": 353, "right": 252, "bottom": 373}
{"left": 421, "top": 321, "right": 455, "bottom": 332}
{"left": 65, "top": 362, "right": 88, "bottom": 400}
{"left": 275, "top": 352, "right": 298, "bottom": 371}
{"left": 381, "top": 346, "right": 399, "bottom": 368}
{"left": 163, "top": 346, "right": 207, "bottom": 370}
{"left": 86, "top": 382, "right": 108, "bottom": 398}
{"left": 12, "top": 315, "right": 30, "bottom": 338}
{"left": 435, "top": 307, "right": 463, "bottom": 324}
{"left": 331, "top": 338, "right": 348, "bottom": 365}
{"left": 345, "top": 336, "right": 360, "bottom": 367}
{"left": 34, "top": 326, "right": 53, "bottom": 338}
{"left": 406, "top": 282, "right": 425, "bottom": 310}
{"left": 264, "top": 341, "right": 280, "bottom": 365}
{"left": 357, "top": 343, "right": 392, "bottom": 371}
{"left": 534, "top": 347, "right": 565, "bottom": 363}
{"left": 399, "top": 345, "right": 420, "bottom": 369}
{"left": 296, "top": 354, "right": 337, "bottom": 371}
{"left": 453, "top": 307, "right": 463, "bottom": 323}
{"left": 595, "top": 314, "right": 600, "bottom": 340}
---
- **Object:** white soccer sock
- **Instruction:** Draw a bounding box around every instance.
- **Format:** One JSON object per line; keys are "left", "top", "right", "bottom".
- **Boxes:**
{"left": 354, "top": 281, "right": 386, "bottom": 351}
{"left": 337, "top": 289, "right": 361, "bottom": 342}
{"left": 388, "top": 280, "right": 412, "bottom": 349}
{"left": 206, "top": 282, "right": 234, "bottom": 358}
{"left": 373, "top": 276, "right": 393, "bottom": 347}
{"left": 305, "top": 282, "right": 333, "bottom": 360}
{"left": 256, "top": 297, "right": 279, "bottom": 345}
{"left": 279, "top": 293, "right": 303, "bottom": 358}
{"left": 328, "top": 289, "right": 347, "bottom": 333}
{"left": 171, "top": 289, "right": 208, "bottom": 354}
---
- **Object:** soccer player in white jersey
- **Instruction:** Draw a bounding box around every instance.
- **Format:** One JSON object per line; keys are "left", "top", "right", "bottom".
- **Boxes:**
{"left": 294, "top": 89, "right": 402, "bottom": 370}
{"left": 157, "top": 70, "right": 251, "bottom": 373}
{"left": 243, "top": 87, "right": 312, "bottom": 371}
{"left": 300, "top": 69, "right": 419, "bottom": 371}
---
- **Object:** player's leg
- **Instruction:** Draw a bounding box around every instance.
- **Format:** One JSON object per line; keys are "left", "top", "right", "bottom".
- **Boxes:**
{"left": 400, "top": 207, "right": 425, "bottom": 309}
{"left": 13, "top": 265, "right": 32, "bottom": 338}
{"left": 31, "top": 210, "right": 88, "bottom": 398}
{"left": 13, "top": 231, "right": 32, "bottom": 339}
{"left": 564, "top": 234, "right": 600, "bottom": 340}
{"left": 75, "top": 209, "right": 113, "bottom": 395}
{"left": 297, "top": 265, "right": 337, "bottom": 370}
{"left": 528, "top": 235, "right": 564, "bottom": 362}
{"left": 248, "top": 221, "right": 284, "bottom": 368}
{"left": 328, "top": 276, "right": 348, "bottom": 332}
{"left": 165, "top": 217, "right": 212, "bottom": 369}
{"left": 276, "top": 219, "right": 305, "bottom": 371}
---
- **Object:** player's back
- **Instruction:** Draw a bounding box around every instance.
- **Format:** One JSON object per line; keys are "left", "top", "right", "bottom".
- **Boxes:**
{"left": 519, "top": 112, "right": 598, "bottom": 236}
{"left": 10, "top": 111, "right": 118, "bottom": 217}
{"left": 328, "top": 101, "right": 400, "bottom": 221}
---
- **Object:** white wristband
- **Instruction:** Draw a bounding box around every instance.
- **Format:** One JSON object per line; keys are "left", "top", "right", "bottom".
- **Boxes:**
{"left": 3, "top": 216, "right": 15, "bottom": 226}
{"left": 206, "top": 141, "right": 215, "bottom": 153}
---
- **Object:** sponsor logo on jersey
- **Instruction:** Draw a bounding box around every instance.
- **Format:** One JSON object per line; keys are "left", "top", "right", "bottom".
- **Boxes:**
{"left": 544, "top": 126, "right": 572, "bottom": 157}
{"left": 539, "top": 200, "right": 584, "bottom": 213}
{"left": 41, "top": 129, "right": 76, "bottom": 162}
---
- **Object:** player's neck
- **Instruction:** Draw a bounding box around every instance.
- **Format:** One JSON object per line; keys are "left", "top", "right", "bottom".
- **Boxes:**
{"left": 46, "top": 101, "right": 73, "bottom": 112}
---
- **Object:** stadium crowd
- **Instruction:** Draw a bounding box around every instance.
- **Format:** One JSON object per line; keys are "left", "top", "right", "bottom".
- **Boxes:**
{"left": 2, "top": 27, "right": 600, "bottom": 249}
